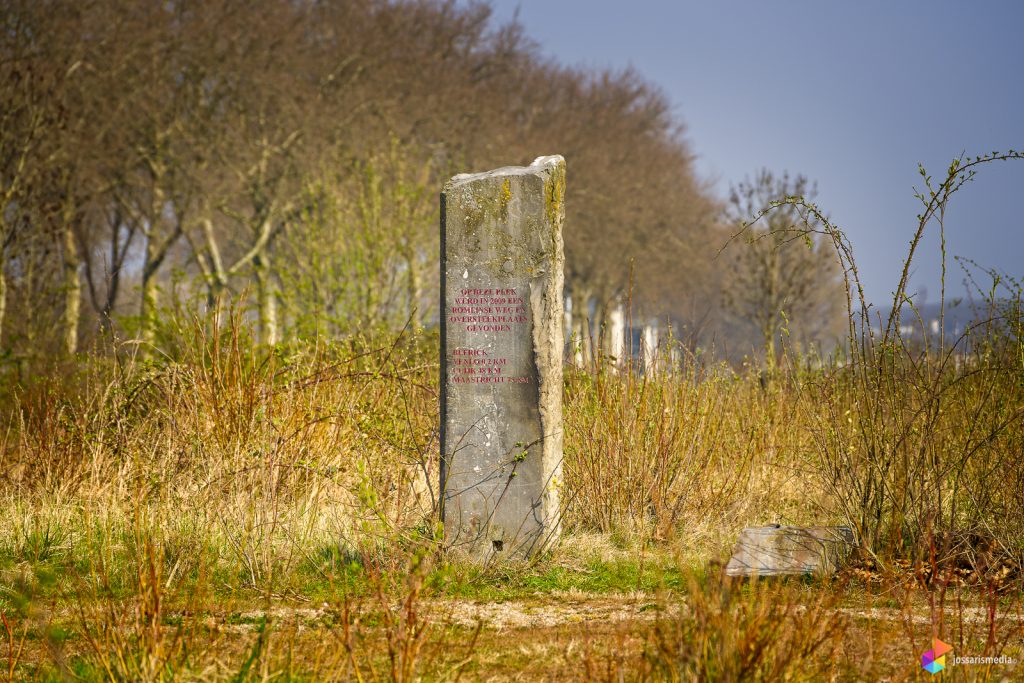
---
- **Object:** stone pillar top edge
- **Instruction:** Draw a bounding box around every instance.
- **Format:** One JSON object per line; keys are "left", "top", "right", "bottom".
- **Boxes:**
{"left": 445, "top": 155, "right": 565, "bottom": 190}
{"left": 529, "top": 154, "right": 565, "bottom": 169}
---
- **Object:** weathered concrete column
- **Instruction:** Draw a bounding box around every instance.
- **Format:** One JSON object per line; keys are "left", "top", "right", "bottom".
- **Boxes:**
{"left": 440, "top": 155, "right": 565, "bottom": 560}
{"left": 563, "top": 295, "right": 574, "bottom": 351}
{"left": 607, "top": 302, "right": 625, "bottom": 367}
{"left": 642, "top": 322, "right": 659, "bottom": 376}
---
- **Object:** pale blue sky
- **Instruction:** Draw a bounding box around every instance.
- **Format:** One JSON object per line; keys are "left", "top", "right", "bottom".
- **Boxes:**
{"left": 484, "top": 0, "right": 1024, "bottom": 306}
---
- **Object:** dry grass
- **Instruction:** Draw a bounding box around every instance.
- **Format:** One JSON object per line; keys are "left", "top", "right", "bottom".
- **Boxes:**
{"left": 2, "top": 150, "right": 1024, "bottom": 678}
{"left": 0, "top": 302, "right": 1019, "bottom": 680}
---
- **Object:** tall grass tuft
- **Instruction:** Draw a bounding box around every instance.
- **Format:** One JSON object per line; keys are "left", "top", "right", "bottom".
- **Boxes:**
{"left": 645, "top": 573, "right": 845, "bottom": 681}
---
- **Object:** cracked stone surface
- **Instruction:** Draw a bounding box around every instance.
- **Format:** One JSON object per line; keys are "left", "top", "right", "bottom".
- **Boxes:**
{"left": 440, "top": 155, "right": 565, "bottom": 561}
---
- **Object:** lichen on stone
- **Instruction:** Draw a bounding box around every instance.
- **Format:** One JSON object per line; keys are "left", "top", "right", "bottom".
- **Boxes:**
{"left": 499, "top": 177, "right": 512, "bottom": 221}
{"left": 543, "top": 162, "right": 565, "bottom": 235}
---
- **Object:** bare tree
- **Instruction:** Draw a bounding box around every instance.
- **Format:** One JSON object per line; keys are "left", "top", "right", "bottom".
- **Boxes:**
{"left": 2, "top": 0, "right": 723, "bottom": 357}
{"left": 0, "top": 0, "right": 72, "bottom": 349}
{"left": 723, "top": 170, "right": 846, "bottom": 366}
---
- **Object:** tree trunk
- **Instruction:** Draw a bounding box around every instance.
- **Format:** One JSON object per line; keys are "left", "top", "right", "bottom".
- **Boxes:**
{"left": 255, "top": 252, "right": 278, "bottom": 345}
{"left": 570, "top": 285, "right": 593, "bottom": 368}
{"left": 140, "top": 236, "right": 159, "bottom": 349}
{"left": 0, "top": 265, "right": 6, "bottom": 349}
{"left": 592, "top": 297, "right": 606, "bottom": 364}
{"left": 62, "top": 223, "right": 81, "bottom": 355}
{"left": 580, "top": 299, "right": 593, "bottom": 368}
{"left": 405, "top": 242, "right": 421, "bottom": 333}
{"left": 764, "top": 334, "right": 777, "bottom": 375}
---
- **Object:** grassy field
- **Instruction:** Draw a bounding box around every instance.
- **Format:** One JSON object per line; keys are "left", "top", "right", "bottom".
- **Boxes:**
{"left": 0, "top": 281, "right": 1021, "bottom": 682}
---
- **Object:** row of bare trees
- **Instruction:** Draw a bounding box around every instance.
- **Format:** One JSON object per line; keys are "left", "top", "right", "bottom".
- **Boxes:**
{"left": 0, "top": 0, "right": 843, "bottom": 365}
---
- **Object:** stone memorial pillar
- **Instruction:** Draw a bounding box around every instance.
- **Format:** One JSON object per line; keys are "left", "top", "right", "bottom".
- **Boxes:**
{"left": 440, "top": 155, "right": 565, "bottom": 560}
{"left": 642, "top": 322, "right": 659, "bottom": 376}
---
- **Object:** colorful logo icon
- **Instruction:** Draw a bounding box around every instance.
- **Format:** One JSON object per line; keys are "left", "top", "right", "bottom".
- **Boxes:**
{"left": 922, "top": 638, "right": 953, "bottom": 674}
